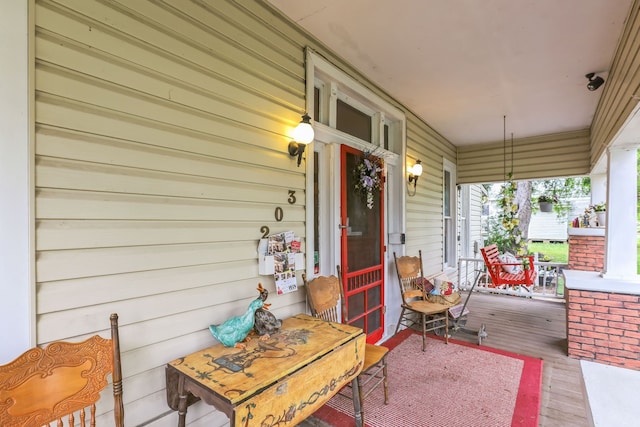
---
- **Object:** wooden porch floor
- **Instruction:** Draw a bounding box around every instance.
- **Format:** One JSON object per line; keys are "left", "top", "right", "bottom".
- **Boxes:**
{"left": 304, "top": 291, "right": 591, "bottom": 427}
{"left": 451, "top": 292, "right": 590, "bottom": 427}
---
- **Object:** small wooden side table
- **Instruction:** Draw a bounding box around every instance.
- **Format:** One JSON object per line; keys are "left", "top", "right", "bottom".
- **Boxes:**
{"left": 166, "top": 314, "right": 365, "bottom": 427}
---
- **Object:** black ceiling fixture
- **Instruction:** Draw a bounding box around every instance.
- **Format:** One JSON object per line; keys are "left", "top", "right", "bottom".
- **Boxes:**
{"left": 586, "top": 72, "right": 605, "bottom": 91}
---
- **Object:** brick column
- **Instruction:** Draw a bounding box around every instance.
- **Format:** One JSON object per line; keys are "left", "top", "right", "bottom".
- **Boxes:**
{"left": 568, "top": 234, "right": 605, "bottom": 272}
{"left": 566, "top": 287, "right": 640, "bottom": 370}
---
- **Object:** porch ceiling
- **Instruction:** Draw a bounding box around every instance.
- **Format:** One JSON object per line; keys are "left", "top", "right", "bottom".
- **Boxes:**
{"left": 267, "top": 0, "right": 633, "bottom": 147}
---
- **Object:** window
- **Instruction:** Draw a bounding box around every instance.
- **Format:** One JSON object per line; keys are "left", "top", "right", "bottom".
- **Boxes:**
{"left": 459, "top": 185, "right": 470, "bottom": 258}
{"left": 336, "top": 99, "right": 372, "bottom": 142}
{"left": 443, "top": 160, "right": 457, "bottom": 269}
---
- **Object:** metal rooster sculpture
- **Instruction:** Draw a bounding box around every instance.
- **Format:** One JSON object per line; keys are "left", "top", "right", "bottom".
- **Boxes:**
{"left": 253, "top": 283, "right": 282, "bottom": 340}
{"left": 209, "top": 296, "right": 264, "bottom": 348}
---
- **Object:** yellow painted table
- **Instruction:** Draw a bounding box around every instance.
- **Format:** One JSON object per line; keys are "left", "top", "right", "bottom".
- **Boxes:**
{"left": 165, "top": 314, "right": 365, "bottom": 427}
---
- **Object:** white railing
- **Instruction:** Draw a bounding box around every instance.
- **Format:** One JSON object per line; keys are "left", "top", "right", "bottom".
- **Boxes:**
{"left": 457, "top": 256, "right": 566, "bottom": 299}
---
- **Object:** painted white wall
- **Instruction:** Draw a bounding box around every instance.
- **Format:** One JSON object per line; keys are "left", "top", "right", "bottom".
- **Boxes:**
{"left": 0, "top": 0, "right": 32, "bottom": 363}
{"left": 591, "top": 173, "right": 607, "bottom": 206}
{"left": 604, "top": 146, "right": 638, "bottom": 279}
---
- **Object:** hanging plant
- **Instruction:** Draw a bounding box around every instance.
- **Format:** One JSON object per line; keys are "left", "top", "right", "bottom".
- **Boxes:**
{"left": 353, "top": 151, "right": 384, "bottom": 209}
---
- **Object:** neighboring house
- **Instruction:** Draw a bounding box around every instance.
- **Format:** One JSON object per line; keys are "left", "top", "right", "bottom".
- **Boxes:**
{"left": 528, "top": 197, "right": 591, "bottom": 242}
{"left": 1, "top": 1, "right": 639, "bottom": 425}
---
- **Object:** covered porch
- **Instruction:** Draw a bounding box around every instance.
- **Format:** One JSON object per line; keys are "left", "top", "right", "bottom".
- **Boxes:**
{"left": 2, "top": 1, "right": 640, "bottom": 425}
{"left": 304, "top": 291, "right": 639, "bottom": 426}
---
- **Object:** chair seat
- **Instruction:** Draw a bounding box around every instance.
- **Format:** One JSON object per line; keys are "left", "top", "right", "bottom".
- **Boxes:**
{"left": 363, "top": 343, "right": 388, "bottom": 371}
{"left": 405, "top": 300, "right": 450, "bottom": 315}
{"left": 499, "top": 271, "right": 537, "bottom": 284}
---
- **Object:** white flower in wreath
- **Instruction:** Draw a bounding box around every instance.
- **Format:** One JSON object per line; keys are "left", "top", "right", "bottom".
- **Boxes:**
{"left": 354, "top": 153, "right": 384, "bottom": 209}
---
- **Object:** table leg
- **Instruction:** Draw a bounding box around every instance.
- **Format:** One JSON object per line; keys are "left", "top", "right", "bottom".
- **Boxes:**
{"left": 177, "top": 375, "right": 188, "bottom": 427}
{"left": 351, "top": 377, "right": 363, "bottom": 427}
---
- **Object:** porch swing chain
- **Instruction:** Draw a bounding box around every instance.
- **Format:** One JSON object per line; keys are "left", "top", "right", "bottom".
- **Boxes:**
{"left": 503, "top": 115, "right": 506, "bottom": 183}
{"left": 502, "top": 115, "right": 514, "bottom": 182}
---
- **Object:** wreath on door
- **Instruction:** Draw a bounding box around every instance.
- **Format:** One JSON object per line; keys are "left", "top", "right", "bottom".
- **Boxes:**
{"left": 353, "top": 152, "right": 384, "bottom": 209}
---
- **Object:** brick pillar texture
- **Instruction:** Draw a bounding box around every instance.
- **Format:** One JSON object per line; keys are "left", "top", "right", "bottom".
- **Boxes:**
{"left": 568, "top": 235, "right": 605, "bottom": 272}
{"left": 566, "top": 288, "right": 640, "bottom": 370}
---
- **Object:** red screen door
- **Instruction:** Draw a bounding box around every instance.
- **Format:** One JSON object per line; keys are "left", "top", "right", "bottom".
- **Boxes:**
{"left": 340, "top": 145, "right": 385, "bottom": 343}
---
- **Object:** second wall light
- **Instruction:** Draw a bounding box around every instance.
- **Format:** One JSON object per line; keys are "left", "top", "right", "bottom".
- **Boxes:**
{"left": 408, "top": 160, "right": 423, "bottom": 194}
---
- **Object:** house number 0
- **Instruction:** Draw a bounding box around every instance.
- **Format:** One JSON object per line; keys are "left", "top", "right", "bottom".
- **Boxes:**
{"left": 274, "top": 207, "right": 283, "bottom": 222}
{"left": 260, "top": 191, "right": 295, "bottom": 238}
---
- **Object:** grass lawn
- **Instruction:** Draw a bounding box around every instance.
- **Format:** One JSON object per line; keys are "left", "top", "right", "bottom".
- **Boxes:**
{"left": 529, "top": 238, "right": 640, "bottom": 273}
{"left": 528, "top": 241, "right": 568, "bottom": 264}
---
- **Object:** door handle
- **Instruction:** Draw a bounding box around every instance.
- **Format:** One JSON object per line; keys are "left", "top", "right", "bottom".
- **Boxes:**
{"left": 338, "top": 224, "right": 348, "bottom": 229}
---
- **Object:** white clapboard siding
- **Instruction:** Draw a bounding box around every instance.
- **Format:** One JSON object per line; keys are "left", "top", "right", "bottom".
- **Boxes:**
{"left": 458, "top": 130, "right": 591, "bottom": 184}
{"left": 37, "top": 220, "right": 303, "bottom": 250}
{"left": 36, "top": 126, "right": 296, "bottom": 182}
{"left": 404, "top": 111, "right": 456, "bottom": 275}
{"left": 36, "top": 94, "right": 293, "bottom": 164}
{"left": 36, "top": 1, "right": 303, "bottom": 107}
{"left": 469, "top": 184, "right": 485, "bottom": 252}
{"left": 591, "top": 3, "right": 640, "bottom": 165}
{"left": 528, "top": 212, "right": 569, "bottom": 241}
{"left": 38, "top": 263, "right": 265, "bottom": 313}
{"left": 35, "top": 1, "right": 310, "bottom": 424}
{"left": 36, "top": 157, "right": 300, "bottom": 204}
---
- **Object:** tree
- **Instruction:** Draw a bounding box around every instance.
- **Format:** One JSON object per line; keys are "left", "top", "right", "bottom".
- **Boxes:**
{"left": 485, "top": 176, "right": 590, "bottom": 255}
{"left": 516, "top": 181, "right": 533, "bottom": 242}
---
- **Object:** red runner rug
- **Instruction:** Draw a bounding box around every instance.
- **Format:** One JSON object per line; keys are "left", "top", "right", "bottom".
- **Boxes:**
{"left": 313, "top": 329, "right": 542, "bottom": 427}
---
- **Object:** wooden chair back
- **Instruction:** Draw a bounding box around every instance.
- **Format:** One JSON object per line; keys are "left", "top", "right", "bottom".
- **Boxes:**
{"left": 303, "top": 268, "right": 347, "bottom": 323}
{"left": 0, "top": 313, "right": 124, "bottom": 427}
{"left": 480, "top": 244, "right": 537, "bottom": 287}
{"left": 480, "top": 244, "right": 503, "bottom": 284}
{"left": 393, "top": 250, "right": 426, "bottom": 303}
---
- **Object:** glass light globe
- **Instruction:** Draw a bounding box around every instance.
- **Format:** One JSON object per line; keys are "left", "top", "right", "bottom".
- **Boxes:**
{"left": 412, "top": 162, "right": 423, "bottom": 177}
{"left": 292, "top": 114, "right": 314, "bottom": 144}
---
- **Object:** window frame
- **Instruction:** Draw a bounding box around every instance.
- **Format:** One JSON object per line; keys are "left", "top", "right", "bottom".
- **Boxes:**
{"left": 443, "top": 159, "right": 457, "bottom": 271}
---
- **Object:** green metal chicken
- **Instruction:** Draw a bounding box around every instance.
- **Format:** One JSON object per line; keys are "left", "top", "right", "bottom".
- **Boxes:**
{"left": 209, "top": 297, "right": 264, "bottom": 348}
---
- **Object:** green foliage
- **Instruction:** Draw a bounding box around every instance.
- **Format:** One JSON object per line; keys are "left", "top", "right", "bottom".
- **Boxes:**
{"left": 531, "top": 177, "right": 591, "bottom": 218}
{"left": 485, "top": 174, "right": 527, "bottom": 255}
{"left": 588, "top": 202, "right": 606, "bottom": 212}
{"left": 537, "top": 194, "right": 558, "bottom": 203}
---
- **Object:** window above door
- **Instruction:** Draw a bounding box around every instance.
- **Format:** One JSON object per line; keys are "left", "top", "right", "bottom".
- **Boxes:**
{"left": 306, "top": 48, "right": 403, "bottom": 165}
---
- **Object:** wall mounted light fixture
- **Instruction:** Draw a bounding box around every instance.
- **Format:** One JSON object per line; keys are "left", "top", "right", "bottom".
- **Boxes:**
{"left": 407, "top": 160, "right": 423, "bottom": 195}
{"left": 586, "top": 72, "right": 605, "bottom": 91}
{"left": 288, "top": 113, "right": 314, "bottom": 167}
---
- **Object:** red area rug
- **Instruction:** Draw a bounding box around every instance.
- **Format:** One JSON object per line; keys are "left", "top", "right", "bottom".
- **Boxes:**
{"left": 313, "top": 329, "right": 542, "bottom": 427}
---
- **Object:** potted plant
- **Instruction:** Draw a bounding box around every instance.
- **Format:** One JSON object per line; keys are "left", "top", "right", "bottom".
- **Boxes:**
{"left": 591, "top": 202, "right": 606, "bottom": 226}
{"left": 537, "top": 194, "right": 558, "bottom": 212}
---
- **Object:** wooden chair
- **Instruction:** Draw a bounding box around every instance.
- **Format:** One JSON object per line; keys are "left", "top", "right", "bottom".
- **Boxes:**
{"left": 393, "top": 250, "right": 449, "bottom": 351}
{"left": 303, "top": 268, "right": 389, "bottom": 423}
{"left": 480, "top": 244, "right": 537, "bottom": 292}
{"left": 0, "top": 313, "right": 124, "bottom": 427}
